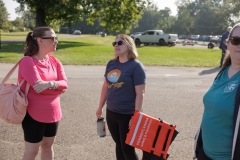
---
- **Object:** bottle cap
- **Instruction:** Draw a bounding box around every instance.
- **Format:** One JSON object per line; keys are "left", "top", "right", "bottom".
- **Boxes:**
{"left": 97, "top": 117, "right": 104, "bottom": 122}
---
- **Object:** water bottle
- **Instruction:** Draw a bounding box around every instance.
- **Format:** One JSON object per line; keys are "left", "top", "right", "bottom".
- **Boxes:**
{"left": 97, "top": 117, "right": 106, "bottom": 137}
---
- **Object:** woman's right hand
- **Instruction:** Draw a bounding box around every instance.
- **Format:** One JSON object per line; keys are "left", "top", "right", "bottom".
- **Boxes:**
{"left": 96, "top": 108, "right": 103, "bottom": 118}
{"left": 33, "top": 81, "right": 50, "bottom": 93}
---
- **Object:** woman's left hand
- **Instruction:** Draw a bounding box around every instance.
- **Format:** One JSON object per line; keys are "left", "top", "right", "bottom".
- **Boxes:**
{"left": 33, "top": 81, "right": 50, "bottom": 93}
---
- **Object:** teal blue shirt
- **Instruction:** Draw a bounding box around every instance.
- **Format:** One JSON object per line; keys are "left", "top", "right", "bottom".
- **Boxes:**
{"left": 202, "top": 66, "right": 240, "bottom": 160}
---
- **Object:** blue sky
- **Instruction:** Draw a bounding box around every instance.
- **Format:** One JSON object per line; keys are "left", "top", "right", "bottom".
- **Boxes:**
{"left": 3, "top": 0, "right": 177, "bottom": 20}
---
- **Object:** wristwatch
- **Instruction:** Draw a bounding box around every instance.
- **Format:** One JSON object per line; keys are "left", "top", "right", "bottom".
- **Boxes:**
{"left": 49, "top": 81, "right": 54, "bottom": 89}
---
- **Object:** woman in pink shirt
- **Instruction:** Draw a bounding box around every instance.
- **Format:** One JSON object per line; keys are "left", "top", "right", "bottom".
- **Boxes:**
{"left": 18, "top": 26, "right": 68, "bottom": 160}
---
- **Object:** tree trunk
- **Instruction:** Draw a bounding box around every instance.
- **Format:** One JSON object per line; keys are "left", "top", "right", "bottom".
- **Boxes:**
{"left": 35, "top": 8, "right": 46, "bottom": 27}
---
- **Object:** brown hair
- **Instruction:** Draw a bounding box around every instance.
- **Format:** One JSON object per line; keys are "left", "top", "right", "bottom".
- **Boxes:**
{"left": 222, "top": 24, "right": 240, "bottom": 68}
{"left": 24, "top": 26, "right": 53, "bottom": 56}
{"left": 114, "top": 34, "right": 138, "bottom": 60}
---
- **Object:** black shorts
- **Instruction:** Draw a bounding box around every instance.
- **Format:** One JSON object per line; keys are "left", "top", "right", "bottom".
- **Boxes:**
{"left": 22, "top": 112, "right": 59, "bottom": 143}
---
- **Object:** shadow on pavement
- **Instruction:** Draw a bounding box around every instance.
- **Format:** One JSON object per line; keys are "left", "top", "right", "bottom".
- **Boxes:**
{"left": 198, "top": 67, "right": 221, "bottom": 76}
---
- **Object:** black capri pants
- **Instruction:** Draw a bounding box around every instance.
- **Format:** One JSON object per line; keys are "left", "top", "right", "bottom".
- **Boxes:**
{"left": 106, "top": 109, "right": 139, "bottom": 160}
{"left": 22, "top": 112, "right": 59, "bottom": 143}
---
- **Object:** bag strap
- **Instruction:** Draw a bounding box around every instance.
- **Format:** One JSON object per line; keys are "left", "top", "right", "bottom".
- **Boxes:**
{"left": 0, "top": 61, "right": 21, "bottom": 85}
{"left": 231, "top": 104, "right": 240, "bottom": 160}
{"left": 25, "top": 82, "right": 30, "bottom": 96}
{"left": 0, "top": 60, "right": 30, "bottom": 96}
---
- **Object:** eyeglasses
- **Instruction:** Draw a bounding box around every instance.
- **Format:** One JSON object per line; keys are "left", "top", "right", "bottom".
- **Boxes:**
{"left": 230, "top": 37, "right": 240, "bottom": 45}
{"left": 112, "top": 40, "right": 123, "bottom": 47}
{"left": 40, "top": 37, "right": 58, "bottom": 42}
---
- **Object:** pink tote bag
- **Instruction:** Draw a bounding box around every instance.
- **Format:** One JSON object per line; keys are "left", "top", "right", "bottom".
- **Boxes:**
{"left": 0, "top": 61, "right": 29, "bottom": 124}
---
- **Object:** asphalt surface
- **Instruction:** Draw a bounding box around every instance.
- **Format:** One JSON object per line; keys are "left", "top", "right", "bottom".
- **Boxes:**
{"left": 0, "top": 63, "right": 221, "bottom": 160}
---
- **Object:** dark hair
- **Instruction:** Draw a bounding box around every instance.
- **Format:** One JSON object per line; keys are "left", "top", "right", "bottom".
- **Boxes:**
{"left": 24, "top": 26, "right": 53, "bottom": 56}
{"left": 222, "top": 24, "right": 240, "bottom": 69}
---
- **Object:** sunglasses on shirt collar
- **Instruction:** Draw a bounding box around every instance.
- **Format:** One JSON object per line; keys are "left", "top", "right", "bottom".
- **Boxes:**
{"left": 229, "top": 37, "right": 240, "bottom": 45}
{"left": 40, "top": 36, "right": 58, "bottom": 42}
{"left": 112, "top": 40, "right": 123, "bottom": 47}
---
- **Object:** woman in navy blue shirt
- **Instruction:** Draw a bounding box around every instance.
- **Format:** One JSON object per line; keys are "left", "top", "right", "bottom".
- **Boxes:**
{"left": 96, "top": 34, "right": 146, "bottom": 160}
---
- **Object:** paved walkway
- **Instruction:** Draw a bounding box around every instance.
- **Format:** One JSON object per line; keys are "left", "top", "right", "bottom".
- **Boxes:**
{"left": 0, "top": 63, "right": 221, "bottom": 160}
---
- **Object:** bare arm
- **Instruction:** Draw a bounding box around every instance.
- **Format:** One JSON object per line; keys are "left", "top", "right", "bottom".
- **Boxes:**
{"left": 129, "top": 84, "right": 146, "bottom": 128}
{"left": 96, "top": 78, "right": 107, "bottom": 118}
{"left": 33, "top": 60, "right": 68, "bottom": 94}
{"left": 134, "top": 84, "right": 146, "bottom": 112}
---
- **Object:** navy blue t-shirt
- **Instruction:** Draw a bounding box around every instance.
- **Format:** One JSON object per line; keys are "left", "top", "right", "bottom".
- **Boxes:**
{"left": 104, "top": 59, "right": 146, "bottom": 114}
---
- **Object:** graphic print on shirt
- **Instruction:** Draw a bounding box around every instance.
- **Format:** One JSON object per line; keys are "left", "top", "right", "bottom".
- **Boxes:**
{"left": 107, "top": 69, "right": 124, "bottom": 89}
{"left": 224, "top": 80, "right": 238, "bottom": 93}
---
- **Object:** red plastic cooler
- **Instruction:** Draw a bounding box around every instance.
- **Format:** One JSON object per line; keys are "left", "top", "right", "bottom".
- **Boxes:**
{"left": 125, "top": 111, "right": 178, "bottom": 160}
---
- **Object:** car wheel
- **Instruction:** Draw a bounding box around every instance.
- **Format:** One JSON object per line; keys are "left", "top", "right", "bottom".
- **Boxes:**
{"left": 159, "top": 39, "right": 166, "bottom": 46}
{"left": 208, "top": 42, "right": 214, "bottom": 49}
{"left": 135, "top": 39, "right": 141, "bottom": 46}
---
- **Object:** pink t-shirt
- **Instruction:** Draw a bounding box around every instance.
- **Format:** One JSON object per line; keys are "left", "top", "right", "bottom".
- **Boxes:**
{"left": 18, "top": 56, "right": 68, "bottom": 123}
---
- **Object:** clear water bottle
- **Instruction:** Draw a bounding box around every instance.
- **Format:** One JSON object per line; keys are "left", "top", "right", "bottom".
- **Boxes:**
{"left": 97, "top": 117, "right": 106, "bottom": 137}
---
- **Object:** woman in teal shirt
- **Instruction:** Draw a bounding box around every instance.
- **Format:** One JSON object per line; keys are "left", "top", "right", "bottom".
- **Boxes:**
{"left": 194, "top": 23, "right": 240, "bottom": 160}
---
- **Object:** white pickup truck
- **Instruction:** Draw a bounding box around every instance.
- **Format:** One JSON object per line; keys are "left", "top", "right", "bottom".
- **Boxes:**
{"left": 133, "top": 30, "right": 178, "bottom": 46}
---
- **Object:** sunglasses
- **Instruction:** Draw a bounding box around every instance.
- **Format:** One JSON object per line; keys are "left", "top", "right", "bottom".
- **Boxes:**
{"left": 112, "top": 40, "right": 123, "bottom": 47}
{"left": 230, "top": 37, "right": 240, "bottom": 45}
{"left": 40, "top": 37, "right": 58, "bottom": 42}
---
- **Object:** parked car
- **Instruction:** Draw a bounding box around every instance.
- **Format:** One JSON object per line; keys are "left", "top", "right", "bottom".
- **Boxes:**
{"left": 130, "top": 32, "right": 143, "bottom": 39}
{"left": 210, "top": 36, "right": 221, "bottom": 43}
{"left": 182, "top": 40, "right": 195, "bottom": 46}
{"left": 73, "top": 30, "right": 81, "bottom": 35}
{"left": 178, "top": 35, "right": 187, "bottom": 39}
{"left": 200, "top": 35, "right": 208, "bottom": 41}
{"left": 133, "top": 30, "right": 178, "bottom": 46}
{"left": 190, "top": 35, "right": 200, "bottom": 40}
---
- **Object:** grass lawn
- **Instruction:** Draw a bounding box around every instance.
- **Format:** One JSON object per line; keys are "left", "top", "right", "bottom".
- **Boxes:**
{"left": 0, "top": 33, "right": 221, "bottom": 67}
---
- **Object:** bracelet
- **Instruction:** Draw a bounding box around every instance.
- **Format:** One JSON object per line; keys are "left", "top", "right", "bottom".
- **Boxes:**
{"left": 53, "top": 81, "right": 58, "bottom": 89}
{"left": 49, "top": 81, "right": 58, "bottom": 89}
{"left": 49, "top": 81, "right": 54, "bottom": 89}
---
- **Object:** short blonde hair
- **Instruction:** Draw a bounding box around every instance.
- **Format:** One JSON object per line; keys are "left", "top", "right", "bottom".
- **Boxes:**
{"left": 114, "top": 34, "right": 138, "bottom": 60}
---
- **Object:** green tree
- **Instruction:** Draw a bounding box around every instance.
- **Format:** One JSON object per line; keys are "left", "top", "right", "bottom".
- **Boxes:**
{"left": 15, "top": 6, "right": 35, "bottom": 30}
{"left": 11, "top": 17, "right": 24, "bottom": 31}
{"left": 231, "top": 0, "right": 240, "bottom": 15}
{"left": 15, "top": 0, "right": 149, "bottom": 32}
{"left": 67, "top": 16, "right": 104, "bottom": 34}
{"left": 157, "top": 8, "right": 174, "bottom": 32}
{"left": 175, "top": 0, "right": 237, "bottom": 35}
{"left": 0, "top": 0, "right": 10, "bottom": 31}
{"left": 174, "top": 5, "right": 195, "bottom": 34}
{"left": 130, "top": 3, "right": 177, "bottom": 34}
{"left": 135, "top": 9, "right": 160, "bottom": 32}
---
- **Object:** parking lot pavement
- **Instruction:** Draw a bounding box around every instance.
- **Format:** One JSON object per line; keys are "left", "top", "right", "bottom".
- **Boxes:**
{"left": 0, "top": 64, "right": 221, "bottom": 160}
{"left": 176, "top": 40, "right": 220, "bottom": 49}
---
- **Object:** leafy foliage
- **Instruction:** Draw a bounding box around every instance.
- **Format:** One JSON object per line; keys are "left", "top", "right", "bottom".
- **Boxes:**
{"left": 0, "top": 0, "right": 10, "bottom": 31}
{"left": 2, "top": 0, "right": 240, "bottom": 35}
{"left": 15, "top": 6, "right": 35, "bottom": 30}
{"left": 174, "top": 0, "right": 238, "bottom": 34}
{"left": 131, "top": 4, "right": 177, "bottom": 33}
{"left": 15, "top": 0, "right": 149, "bottom": 32}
